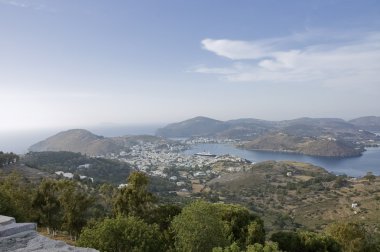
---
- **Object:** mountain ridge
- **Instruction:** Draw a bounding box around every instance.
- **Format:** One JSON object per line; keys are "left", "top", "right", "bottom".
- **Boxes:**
{"left": 28, "top": 129, "right": 167, "bottom": 156}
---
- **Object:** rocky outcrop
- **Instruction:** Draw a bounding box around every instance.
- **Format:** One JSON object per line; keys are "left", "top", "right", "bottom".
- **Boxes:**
{"left": 0, "top": 215, "right": 97, "bottom": 252}
{"left": 28, "top": 129, "right": 121, "bottom": 156}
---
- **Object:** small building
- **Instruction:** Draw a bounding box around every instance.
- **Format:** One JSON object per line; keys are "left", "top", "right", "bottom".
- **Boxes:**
{"left": 169, "top": 176, "right": 178, "bottom": 181}
{"left": 176, "top": 181, "right": 186, "bottom": 187}
{"left": 193, "top": 171, "right": 207, "bottom": 177}
{"left": 118, "top": 183, "right": 128, "bottom": 189}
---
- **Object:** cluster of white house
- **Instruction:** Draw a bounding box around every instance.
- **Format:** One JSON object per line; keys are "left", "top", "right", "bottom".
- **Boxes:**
{"left": 101, "top": 140, "right": 252, "bottom": 191}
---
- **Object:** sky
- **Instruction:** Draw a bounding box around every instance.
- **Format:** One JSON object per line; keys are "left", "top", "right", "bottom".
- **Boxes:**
{"left": 1, "top": 0, "right": 380, "bottom": 132}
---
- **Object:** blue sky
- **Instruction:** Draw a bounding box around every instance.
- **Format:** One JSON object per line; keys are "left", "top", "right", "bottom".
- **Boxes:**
{"left": 0, "top": 0, "right": 379, "bottom": 131}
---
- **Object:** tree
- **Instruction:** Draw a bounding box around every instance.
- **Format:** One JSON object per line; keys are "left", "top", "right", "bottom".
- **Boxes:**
{"left": 326, "top": 222, "right": 376, "bottom": 252}
{"left": 363, "top": 172, "right": 376, "bottom": 182}
{"left": 113, "top": 172, "right": 156, "bottom": 218}
{"left": 171, "top": 200, "right": 229, "bottom": 252}
{"left": 246, "top": 221, "right": 266, "bottom": 246}
{"left": 217, "top": 203, "right": 265, "bottom": 247}
{"left": 0, "top": 172, "right": 34, "bottom": 221}
{"left": 0, "top": 152, "right": 19, "bottom": 167}
{"left": 271, "top": 231, "right": 302, "bottom": 252}
{"left": 271, "top": 230, "right": 341, "bottom": 252}
{"left": 32, "top": 179, "right": 62, "bottom": 235}
{"left": 78, "top": 216, "right": 164, "bottom": 252}
{"left": 246, "top": 242, "right": 280, "bottom": 252}
{"left": 297, "top": 231, "right": 341, "bottom": 252}
{"left": 58, "top": 180, "right": 93, "bottom": 240}
{"left": 0, "top": 189, "right": 13, "bottom": 216}
{"left": 213, "top": 242, "right": 280, "bottom": 252}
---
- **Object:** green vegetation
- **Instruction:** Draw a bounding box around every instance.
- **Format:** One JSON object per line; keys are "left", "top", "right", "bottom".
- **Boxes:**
{"left": 207, "top": 161, "right": 380, "bottom": 232}
{"left": 171, "top": 201, "right": 230, "bottom": 251}
{"left": 113, "top": 171, "right": 156, "bottom": 218}
{"left": 271, "top": 230, "right": 341, "bottom": 252}
{"left": 23, "top": 151, "right": 132, "bottom": 184}
{"left": 78, "top": 216, "right": 164, "bottom": 252}
{"left": 326, "top": 222, "right": 380, "bottom": 252}
{"left": 1, "top": 161, "right": 380, "bottom": 251}
{"left": 0, "top": 151, "right": 19, "bottom": 167}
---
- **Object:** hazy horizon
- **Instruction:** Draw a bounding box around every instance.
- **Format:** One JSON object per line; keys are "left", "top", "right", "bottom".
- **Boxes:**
{"left": 1, "top": 114, "right": 379, "bottom": 154}
{"left": 1, "top": 0, "right": 379, "bottom": 132}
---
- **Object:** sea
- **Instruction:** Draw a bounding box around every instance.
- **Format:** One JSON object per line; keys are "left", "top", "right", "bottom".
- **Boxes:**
{"left": 184, "top": 143, "right": 380, "bottom": 177}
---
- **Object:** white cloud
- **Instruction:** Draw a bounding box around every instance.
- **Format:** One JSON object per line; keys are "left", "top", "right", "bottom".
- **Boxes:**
{"left": 201, "top": 39, "right": 270, "bottom": 60}
{"left": 0, "top": 0, "right": 54, "bottom": 12}
{"left": 195, "top": 31, "right": 380, "bottom": 87}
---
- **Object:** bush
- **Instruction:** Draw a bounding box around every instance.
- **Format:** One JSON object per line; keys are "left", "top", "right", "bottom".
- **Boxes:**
{"left": 78, "top": 216, "right": 164, "bottom": 252}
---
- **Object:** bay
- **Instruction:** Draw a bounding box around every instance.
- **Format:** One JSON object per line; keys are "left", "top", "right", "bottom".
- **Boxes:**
{"left": 184, "top": 143, "right": 380, "bottom": 177}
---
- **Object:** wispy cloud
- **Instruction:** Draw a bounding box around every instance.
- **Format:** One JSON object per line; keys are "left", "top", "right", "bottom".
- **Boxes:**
{"left": 194, "top": 31, "right": 380, "bottom": 87}
{"left": 0, "top": 0, "right": 55, "bottom": 12}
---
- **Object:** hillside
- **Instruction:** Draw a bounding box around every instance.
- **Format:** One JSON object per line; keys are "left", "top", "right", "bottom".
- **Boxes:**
{"left": 22, "top": 151, "right": 132, "bottom": 184}
{"left": 156, "top": 116, "right": 228, "bottom": 137}
{"left": 240, "top": 133, "right": 363, "bottom": 157}
{"left": 207, "top": 161, "right": 380, "bottom": 232}
{"left": 28, "top": 129, "right": 168, "bottom": 156}
{"left": 349, "top": 116, "right": 380, "bottom": 131}
{"left": 157, "top": 116, "right": 378, "bottom": 139}
{"left": 156, "top": 116, "right": 379, "bottom": 157}
{"left": 28, "top": 129, "right": 121, "bottom": 156}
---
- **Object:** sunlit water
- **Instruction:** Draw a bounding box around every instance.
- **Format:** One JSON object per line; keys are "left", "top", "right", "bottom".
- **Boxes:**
{"left": 184, "top": 143, "right": 380, "bottom": 177}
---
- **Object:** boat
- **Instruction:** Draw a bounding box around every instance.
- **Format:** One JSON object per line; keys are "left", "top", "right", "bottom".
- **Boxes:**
{"left": 194, "top": 151, "right": 217, "bottom": 157}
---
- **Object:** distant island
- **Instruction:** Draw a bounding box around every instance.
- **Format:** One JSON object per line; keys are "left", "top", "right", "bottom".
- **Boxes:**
{"left": 156, "top": 116, "right": 380, "bottom": 157}
{"left": 27, "top": 116, "right": 380, "bottom": 158}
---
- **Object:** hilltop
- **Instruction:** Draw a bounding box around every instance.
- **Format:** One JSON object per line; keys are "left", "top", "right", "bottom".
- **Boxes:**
{"left": 349, "top": 116, "right": 380, "bottom": 131}
{"left": 156, "top": 116, "right": 379, "bottom": 157}
{"left": 156, "top": 116, "right": 227, "bottom": 137}
{"left": 28, "top": 129, "right": 169, "bottom": 156}
{"left": 28, "top": 129, "right": 119, "bottom": 156}
{"left": 156, "top": 116, "right": 379, "bottom": 139}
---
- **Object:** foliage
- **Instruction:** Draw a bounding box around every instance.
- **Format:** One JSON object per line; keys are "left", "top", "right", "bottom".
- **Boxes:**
{"left": 78, "top": 216, "right": 164, "bottom": 252}
{"left": 113, "top": 172, "right": 156, "bottom": 218}
{"left": 271, "top": 230, "right": 340, "bottom": 252}
{"left": 246, "top": 242, "right": 280, "bottom": 252}
{"left": 326, "top": 222, "right": 379, "bottom": 252}
{"left": 217, "top": 203, "right": 265, "bottom": 247}
{"left": 171, "top": 200, "right": 229, "bottom": 251}
{"left": 0, "top": 151, "right": 19, "bottom": 167}
{"left": 213, "top": 242, "right": 280, "bottom": 252}
{"left": 363, "top": 172, "right": 376, "bottom": 182}
{"left": 0, "top": 172, "right": 35, "bottom": 221}
{"left": 58, "top": 180, "right": 94, "bottom": 239}
{"left": 32, "top": 178, "right": 62, "bottom": 234}
{"left": 23, "top": 151, "right": 132, "bottom": 184}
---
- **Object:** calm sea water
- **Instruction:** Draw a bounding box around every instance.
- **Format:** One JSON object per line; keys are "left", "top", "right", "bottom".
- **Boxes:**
{"left": 184, "top": 143, "right": 380, "bottom": 177}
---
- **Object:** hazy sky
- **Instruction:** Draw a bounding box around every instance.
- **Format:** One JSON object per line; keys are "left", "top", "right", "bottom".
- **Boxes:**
{"left": 1, "top": 0, "right": 379, "bottom": 131}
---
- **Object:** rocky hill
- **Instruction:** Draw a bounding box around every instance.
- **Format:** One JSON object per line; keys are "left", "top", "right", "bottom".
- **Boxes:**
{"left": 349, "top": 116, "right": 380, "bottom": 131}
{"left": 240, "top": 133, "right": 363, "bottom": 157}
{"left": 156, "top": 116, "right": 379, "bottom": 157}
{"left": 156, "top": 116, "right": 228, "bottom": 137}
{"left": 156, "top": 116, "right": 378, "bottom": 139}
{"left": 28, "top": 129, "right": 119, "bottom": 156}
{"left": 28, "top": 129, "right": 167, "bottom": 156}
